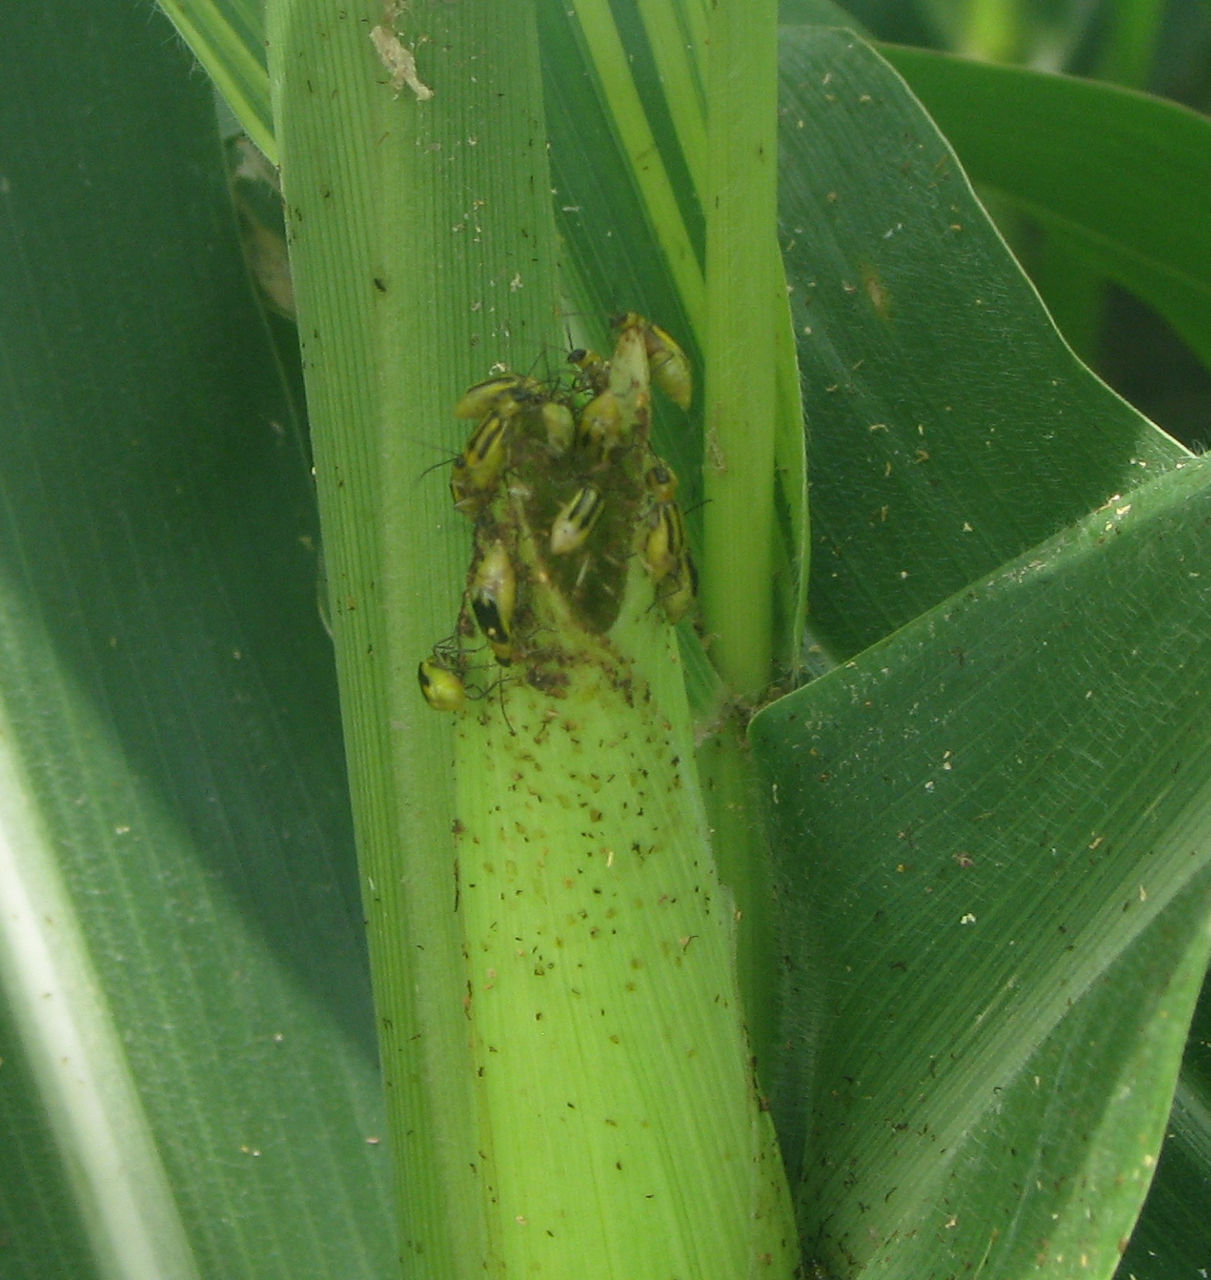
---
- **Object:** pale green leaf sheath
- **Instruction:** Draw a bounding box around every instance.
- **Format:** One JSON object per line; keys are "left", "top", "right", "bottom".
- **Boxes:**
{"left": 448, "top": 331, "right": 798, "bottom": 1277}
{"left": 265, "top": 0, "right": 796, "bottom": 1270}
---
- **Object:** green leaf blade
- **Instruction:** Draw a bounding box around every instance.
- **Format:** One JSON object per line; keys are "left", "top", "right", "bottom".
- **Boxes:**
{"left": 777, "top": 28, "right": 1186, "bottom": 660}
{"left": 159, "top": 0, "right": 274, "bottom": 159}
{"left": 753, "top": 456, "right": 1211, "bottom": 1278}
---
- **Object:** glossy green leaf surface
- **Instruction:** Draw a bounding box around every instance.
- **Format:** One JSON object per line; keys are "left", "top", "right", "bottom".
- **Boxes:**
{"left": 0, "top": 5, "right": 391, "bottom": 1276}
{"left": 755, "top": 25, "right": 1211, "bottom": 1280}
{"left": 754, "top": 455, "right": 1211, "bottom": 1277}
{"left": 778, "top": 29, "right": 1185, "bottom": 660}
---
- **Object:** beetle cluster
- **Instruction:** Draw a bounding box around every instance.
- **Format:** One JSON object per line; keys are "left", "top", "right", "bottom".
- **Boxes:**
{"left": 419, "top": 312, "right": 695, "bottom": 713}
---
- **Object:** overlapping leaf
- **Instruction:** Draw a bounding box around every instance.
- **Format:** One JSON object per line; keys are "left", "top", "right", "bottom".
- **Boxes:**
{"left": 752, "top": 27, "right": 1211, "bottom": 1280}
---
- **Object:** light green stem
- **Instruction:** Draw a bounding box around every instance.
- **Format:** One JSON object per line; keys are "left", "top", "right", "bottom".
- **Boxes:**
{"left": 701, "top": 0, "right": 781, "bottom": 696}
{"left": 454, "top": 569, "right": 797, "bottom": 1276}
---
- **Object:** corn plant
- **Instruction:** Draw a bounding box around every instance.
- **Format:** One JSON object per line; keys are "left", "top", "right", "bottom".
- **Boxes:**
{"left": 2, "top": 1, "right": 1210, "bottom": 1278}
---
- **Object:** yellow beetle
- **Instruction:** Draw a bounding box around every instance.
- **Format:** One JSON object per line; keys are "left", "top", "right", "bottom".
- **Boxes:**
{"left": 549, "top": 485, "right": 605, "bottom": 556}
{"left": 612, "top": 312, "right": 692, "bottom": 410}
{"left": 470, "top": 539, "right": 518, "bottom": 665}
{"left": 453, "top": 372, "right": 543, "bottom": 420}
{"left": 644, "top": 461, "right": 678, "bottom": 505}
{"left": 449, "top": 413, "right": 509, "bottom": 514}
{"left": 576, "top": 389, "right": 624, "bottom": 462}
{"left": 567, "top": 346, "right": 610, "bottom": 396}
{"left": 641, "top": 500, "right": 688, "bottom": 585}
{"left": 658, "top": 553, "right": 697, "bottom": 624}
{"left": 417, "top": 656, "right": 467, "bottom": 711}
{"left": 541, "top": 400, "right": 575, "bottom": 454}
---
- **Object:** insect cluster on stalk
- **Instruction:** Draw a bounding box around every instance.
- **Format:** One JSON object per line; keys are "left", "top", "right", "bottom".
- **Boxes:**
{"left": 418, "top": 312, "right": 696, "bottom": 714}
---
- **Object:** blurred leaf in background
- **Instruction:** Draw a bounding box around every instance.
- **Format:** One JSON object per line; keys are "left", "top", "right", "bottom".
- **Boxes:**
{"left": 818, "top": 0, "right": 1211, "bottom": 450}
